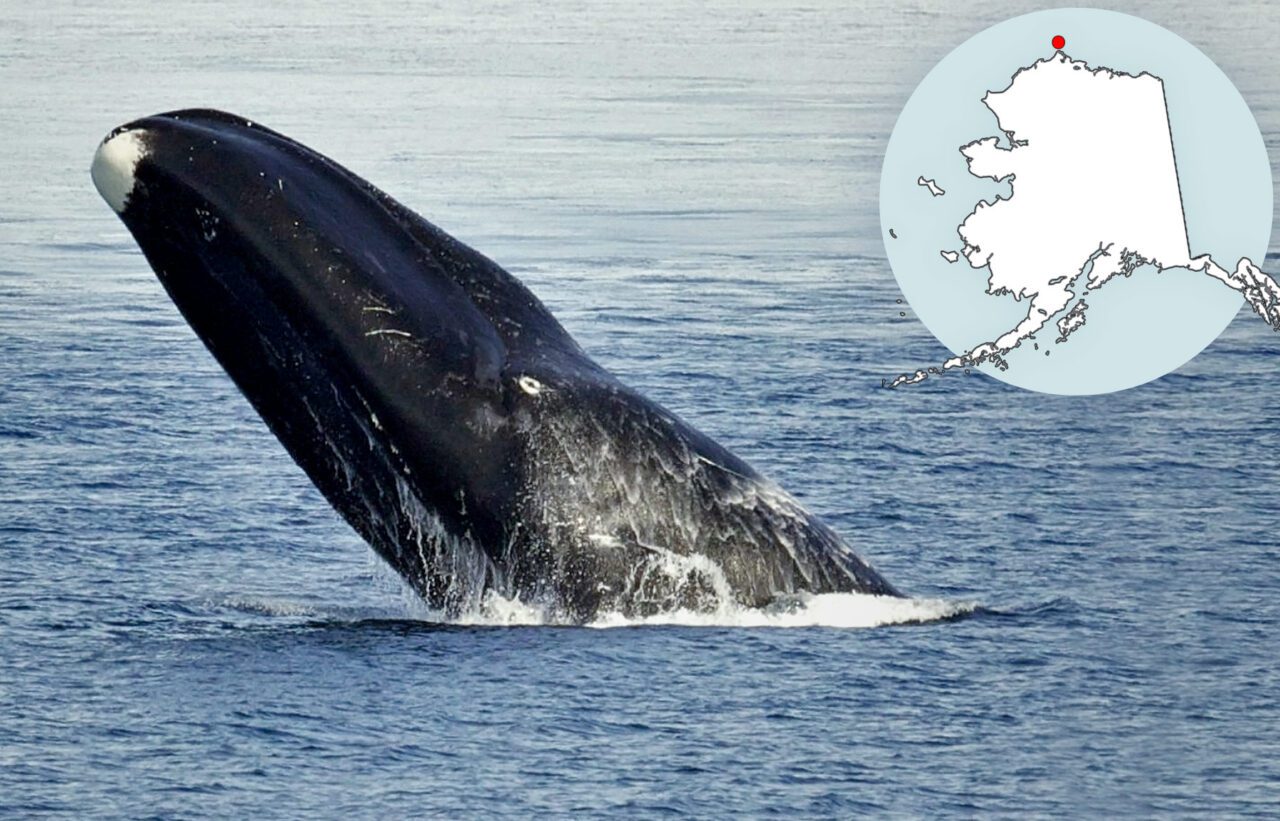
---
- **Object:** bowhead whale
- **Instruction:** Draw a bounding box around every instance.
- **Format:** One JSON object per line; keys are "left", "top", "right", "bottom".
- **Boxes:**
{"left": 91, "top": 109, "right": 899, "bottom": 621}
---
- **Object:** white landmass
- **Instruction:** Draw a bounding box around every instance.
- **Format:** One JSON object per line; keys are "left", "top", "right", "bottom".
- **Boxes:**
{"left": 917, "top": 176, "right": 946, "bottom": 197}
{"left": 1056, "top": 300, "right": 1088, "bottom": 343}
{"left": 940, "top": 250, "right": 960, "bottom": 263}
{"left": 892, "top": 53, "right": 1280, "bottom": 387}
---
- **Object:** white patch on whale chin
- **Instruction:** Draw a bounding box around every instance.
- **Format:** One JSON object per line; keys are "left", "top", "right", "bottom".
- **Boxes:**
{"left": 91, "top": 129, "right": 148, "bottom": 213}
{"left": 517, "top": 375, "right": 543, "bottom": 396}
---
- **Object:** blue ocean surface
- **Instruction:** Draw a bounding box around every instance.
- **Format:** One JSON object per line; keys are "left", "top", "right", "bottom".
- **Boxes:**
{"left": 3, "top": 1, "right": 1279, "bottom": 816}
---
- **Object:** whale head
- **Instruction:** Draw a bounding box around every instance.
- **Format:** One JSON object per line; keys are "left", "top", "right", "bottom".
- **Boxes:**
{"left": 89, "top": 109, "right": 585, "bottom": 587}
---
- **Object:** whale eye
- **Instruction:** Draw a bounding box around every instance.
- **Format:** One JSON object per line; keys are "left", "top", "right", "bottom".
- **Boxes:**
{"left": 517, "top": 375, "right": 543, "bottom": 396}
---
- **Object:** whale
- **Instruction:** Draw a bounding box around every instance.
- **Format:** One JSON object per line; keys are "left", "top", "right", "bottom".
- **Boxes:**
{"left": 91, "top": 109, "right": 900, "bottom": 621}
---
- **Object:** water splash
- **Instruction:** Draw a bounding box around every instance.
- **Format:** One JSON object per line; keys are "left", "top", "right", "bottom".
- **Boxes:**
{"left": 586, "top": 592, "right": 974, "bottom": 629}
{"left": 394, "top": 587, "right": 974, "bottom": 629}
{"left": 213, "top": 567, "right": 974, "bottom": 630}
{"left": 357, "top": 517, "right": 972, "bottom": 629}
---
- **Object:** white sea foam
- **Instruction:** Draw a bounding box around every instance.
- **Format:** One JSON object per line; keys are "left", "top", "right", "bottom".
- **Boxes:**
{"left": 586, "top": 592, "right": 972, "bottom": 629}
{"left": 226, "top": 558, "right": 973, "bottom": 630}
{"left": 400, "top": 588, "right": 973, "bottom": 629}
{"left": 214, "top": 581, "right": 972, "bottom": 631}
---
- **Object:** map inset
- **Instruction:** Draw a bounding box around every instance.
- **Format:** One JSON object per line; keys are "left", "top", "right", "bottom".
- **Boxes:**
{"left": 881, "top": 10, "right": 1277, "bottom": 394}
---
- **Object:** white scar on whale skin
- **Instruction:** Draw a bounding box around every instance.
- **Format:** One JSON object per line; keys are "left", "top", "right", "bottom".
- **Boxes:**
{"left": 91, "top": 129, "right": 148, "bottom": 213}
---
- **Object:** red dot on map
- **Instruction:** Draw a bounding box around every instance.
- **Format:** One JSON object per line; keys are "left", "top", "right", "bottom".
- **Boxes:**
{"left": 1052, "top": 35, "right": 1066, "bottom": 50}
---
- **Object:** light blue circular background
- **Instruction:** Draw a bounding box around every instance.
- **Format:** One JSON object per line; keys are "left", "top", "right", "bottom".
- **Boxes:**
{"left": 881, "top": 8, "right": 1272, "bottom": 395}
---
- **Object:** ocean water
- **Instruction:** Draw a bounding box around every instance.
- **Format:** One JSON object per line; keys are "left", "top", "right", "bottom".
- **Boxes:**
{"left": 3, "top": 1, "right": 1280, "bottom": 816}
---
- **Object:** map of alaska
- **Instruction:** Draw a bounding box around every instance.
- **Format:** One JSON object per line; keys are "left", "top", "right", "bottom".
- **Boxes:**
{"left": 891, "top": 53, "right": 1280, "bottom": 387}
